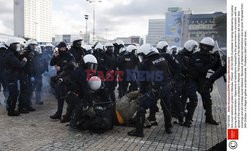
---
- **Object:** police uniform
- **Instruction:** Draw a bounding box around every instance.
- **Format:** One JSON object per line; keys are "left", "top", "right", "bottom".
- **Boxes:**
{"left": 69, "top": 44, "right": 85, "bottom": 64}
{"left": 3, "top": 48, "right": 27, "bottom": 115}
{"left": 175, "top": 49, "right": 199, "bottom": 127}
{"left": 102, "top": 52, "right": 117, "bottom": 102}
{"left": 128, "top": 52, "right": 173, "bottom": 137}
{"left": 50, "top": 48, "right": 75, "bottom": 119}
{"left": 189, "top": 50, "right": 221, "bottom": 125}
{"left": 117, "top": 51, "right": 139, "bottom": 98}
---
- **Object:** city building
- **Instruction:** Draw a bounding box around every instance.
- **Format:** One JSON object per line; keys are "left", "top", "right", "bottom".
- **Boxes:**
{"left": 187, "top": 12, "right": 225, "bottom": 43}
{"left": 146, "top": 19, "right": 165, "bottom": 45}
{"left": 115, "top": 36, "right": 143, "bottom": 45}
{"left": 147, "top": 8, "right": 225, "bottom": 47}
{"left": 14, "top": 0, "right": 52, "bottom": 42}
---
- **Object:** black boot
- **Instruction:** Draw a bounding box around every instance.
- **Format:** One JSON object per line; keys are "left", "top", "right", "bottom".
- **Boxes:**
{"left": 182, "top": 102, "right": 196, "bottom": 127}
{"left": 147, "top": 111, "right": 158, "bottom": 126}
{"left": 165, "top": 127, "right": 172, "bottom": 134}
{"left": 69, "top": 104, "right": 82, "bottom": 130}
{"left": 60, "top": 114, "right": 71, "bottom": 123}
{"left": 205, "top": 103, "right": 219, "bottom": 125}
{"left": 7, "top": 96, "right": 20, "bottom": 116}
{"left": 206, "top": 118, "right": 219, "bottom": 125}
{"left": 50, "top": 112, "right": 61, "bottom": 119}
{"left": 182, "top": 120, "right": 192, "bottom": 128}
{"left": 8, "top": 110, "right": 20, "bottom": 116}
{"left": 128, "top": 107, "right": 145, "bottom": 137}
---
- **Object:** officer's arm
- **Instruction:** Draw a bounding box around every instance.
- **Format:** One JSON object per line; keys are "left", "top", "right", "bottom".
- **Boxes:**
{"left": 50, "top": 56, "right": 58, "bottom": 66}
{"left": 79, "top": 73, "right": 92, "bottom": 105}
{"left": 8, "top": 55, "right": 27, "bottom": 69}
{"left": 209, "top": 65, "right": 226, "bottom": 83}
{"left": 138, "top": 64, "right": 147, "bottom": 94}
{"left": 188, "top": 54, "right": 200, "bottom": 77}
{"left": 167, "top": 54, "right": 181, "bottom": 79}
{"left": 116, "top": 56, "right": 123, "bottom": 68}
{"left": 200, "top": 54, "right": 220, "bottom": 72}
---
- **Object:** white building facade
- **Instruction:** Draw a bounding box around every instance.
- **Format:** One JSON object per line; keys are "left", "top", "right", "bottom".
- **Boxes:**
{"left": 14, "top": 0, "right": 52, "bottom": 42}
{"left": 146, "top": 19, "right": 165, "bottom": 46}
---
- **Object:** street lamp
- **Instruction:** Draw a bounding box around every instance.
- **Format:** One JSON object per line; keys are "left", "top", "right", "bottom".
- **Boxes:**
{"left": 84, "top": 14, "right": 89, "bottom": 43}
{"left": 86, "top": 0, "right": 102, "bottom": 42}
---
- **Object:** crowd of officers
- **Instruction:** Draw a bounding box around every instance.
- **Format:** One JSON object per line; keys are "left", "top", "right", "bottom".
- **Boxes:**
{"left": 0, "top": 36, "right": 226, "bottom": 137}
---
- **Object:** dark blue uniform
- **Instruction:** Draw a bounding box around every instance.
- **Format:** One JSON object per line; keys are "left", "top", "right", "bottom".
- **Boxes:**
{"left": 175, "top": 49, "right": 199, "bottom": 126}
{"left": 18, "top": 49, "right": 42, "bottom": 111}
{"left": 188, "top": 50, "right": 221, "bottom": 125}
{"left": 3, "top": 48, "right": 26, "bottom": 114}
{"left": 69, "top": 45, "right": 85, "bottom": 64}
{"left": 50, "top": 51, "right": 75, "bottom": 119}
{"left": 0, "top": 47, "right": 9, "bottom": 103}
{"left": 63, "top": 65, "right": 91, "bottom": 128}
{"left": 31, "top": 52, "right": 48, "bottom": 104}
{"left": 148, "top": 52, "right": 184, "bottom": 124}
{"left": 102, "top": 52, "right": 117, "bottom": 102}
{"left": 128, "top": 52, "right": 173, "bottom": 137}
{"left": 117, "top": 51, "right": 139, "bottom": 98}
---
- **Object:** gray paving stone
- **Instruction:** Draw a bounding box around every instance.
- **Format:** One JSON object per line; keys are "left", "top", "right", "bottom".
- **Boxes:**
{"left": 0, "top": 80, "right": 226, "bottom": 151}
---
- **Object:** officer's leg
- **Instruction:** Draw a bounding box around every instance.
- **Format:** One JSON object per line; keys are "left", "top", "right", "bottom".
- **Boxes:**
{"left": 26, "top": 76, "right": 35, "bottom": 111}
{"left": 109, "top": 86, "right": 116, "bottom": 102}
{"left": 200, "top": 91, "right": 219, "bottom": 125}
{"left": 35, "top": 75, "right": 43, "bottom": 105}
{"left": 123, "top": 80, "right": 129, "bottom": 96}
{"left": 61, "top": 92, "right": 76, "bottom": 123}
{"left": 147, "top": 103, "right": 159, "bottom": 125}
{"left": 183, "top": 80, "right": 199, "bottom": 127}
{"left": 50, "top": 82, "right": 66, "bottom": 119}
{"left": 160, "top": 83, "right": 173, "bottom": 133}
{"left": 181, "top": 81, "right": 188, "bottom": 112}
{"left": 118, "top": 80, "right": 125, "bottom": 98}
{"left": 1, "top": 77, "right": 9, "bottom": 104}
{"left": 18, "top": 75, "right": 30, "bottom": 113}
{"left": 69, "top": 96, "right": 83, "bottom": 130}
{"left": 6, "top": 79, "right": 20, "bottom": 116}
{"left": 128, "top": 90, "right": 157, "bottom": 137}
{"left": 171, "top": 81, "right": 184, "bottom": 124}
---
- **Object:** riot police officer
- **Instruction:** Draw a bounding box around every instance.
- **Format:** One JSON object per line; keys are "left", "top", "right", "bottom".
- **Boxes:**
{"left": 65, "top": 54, "right": 97, "bottom": 130}
{"left": 156, "top": 41, "right": 184, "bottom": 124}
{"left": 82, "top": 45, "right": 93, "bottom": 55}
{"left": 50, "top": 42, "right": 75, "bottom": 119}
{"left": 18, "top": 39, "right": 38, "bottom": 113}
{"left": 102, "top": 42, "right": 117, "bottom": 102}
{"left": 188, "top": 37, "right": 220, "bottom": 126}
{"left": 28, "top": 40, "right": 49, "bottom": 105}
{"left": 146, "top": 41, "right": 169, "bottom": 125}
{"left": 117, "top": 44, "right": 139, "bottom": 98}
{"left": 128, "top": 44, "right": 173, "bottom": 137}
{"left": 69, "top": 37, "right": 85, "bottom": 64}
{"left": 175, "top": 40, "right": 199, "bottom": 127}
{"left": 113, "top": 40, "right": 125, "bottom": 57}
{"left": 3, "top": 39, "right": 28, "bottom": 116}
{"left": 0, "top": 43, "right": 9, "bottom": 105}
{"left": 169, "top": 46, "right": 178, "bottom": 58}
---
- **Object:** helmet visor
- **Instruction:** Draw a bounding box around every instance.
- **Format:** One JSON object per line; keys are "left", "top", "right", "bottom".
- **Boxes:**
{"left": 86, "top": 63, "right": 98, "bottom": 71}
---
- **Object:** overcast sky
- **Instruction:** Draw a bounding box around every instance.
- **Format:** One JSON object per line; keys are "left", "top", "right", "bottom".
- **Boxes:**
{"left": 0, "top": 0, "right": 226, "bottom": 39}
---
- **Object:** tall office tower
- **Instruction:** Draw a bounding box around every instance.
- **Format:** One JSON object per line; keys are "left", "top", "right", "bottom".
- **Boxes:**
{"left": 14, "top": 0, "right": 52, "bottom": 42}
{"left": 146, "top": 19, "right": 165, "bottom": 45}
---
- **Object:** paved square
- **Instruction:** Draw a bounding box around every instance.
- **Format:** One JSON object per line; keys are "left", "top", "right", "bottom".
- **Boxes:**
{"left": 0, "top": 78, "right": 226, "bottom": 151}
